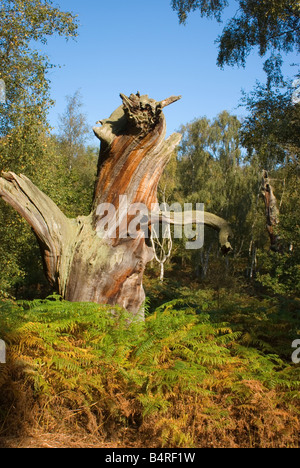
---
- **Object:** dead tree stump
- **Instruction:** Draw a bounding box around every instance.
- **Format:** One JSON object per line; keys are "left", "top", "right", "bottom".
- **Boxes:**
{"left": 0, "top": 93, "right": 233, "bottom": 319}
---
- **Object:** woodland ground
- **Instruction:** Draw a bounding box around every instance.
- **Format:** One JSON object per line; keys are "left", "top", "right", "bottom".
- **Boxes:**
{"left": 0, "top": 273, "right": 299, "bottom": 449}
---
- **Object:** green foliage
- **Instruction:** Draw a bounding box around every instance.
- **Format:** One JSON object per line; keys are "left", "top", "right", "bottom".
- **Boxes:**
{"left": 159, "top": 101, "right": 299, "bottom": 300}
{"left": 170, "top": 2, "right": 299, "bottom": 297}
{"left": 172, "top": 0, "right": 300, "bottom": 73}
{"left": 171, "top": 0, "right": 228, "bottom": 24}
{"left": 240, "top": 79, "right": 300, "bottom": 169}
{"left": 0, "top": 1, "right": 81, "bottom": 298}
{"left": 0, "top": 1, "right": 298, "bottom": 449}
{"left": 253, "top": 166, "right": 299, "bottom": 295}
{"left": 57, "top": 91, "right": 90, "bottom": 168}
{"left": 0, "top": 0, "right": 78, "bottom": 136}
{"left": 0, "top": 294, "right": 299, "bottom": 447}
{"left": 168, "top": 111, "right": 263, "bottom": 282}
{"left": 216, "top": 1, "right": 300, "bottom": 69}
{"left": 55, "top": 91, "right": 98, "bottom": 216}
{"left": 256, "top": 251, "right": 300, "bottom": 296}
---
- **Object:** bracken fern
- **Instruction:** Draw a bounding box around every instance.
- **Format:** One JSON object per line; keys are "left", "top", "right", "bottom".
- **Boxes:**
{"left": 0, "top": 293, "right": 299, "bottom": 448}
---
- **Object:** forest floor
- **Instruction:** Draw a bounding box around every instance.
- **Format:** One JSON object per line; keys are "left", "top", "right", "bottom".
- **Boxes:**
{"left": 0, "top": 432, "right": 128, "bottom": 448}
{"left": 0, "top": 280, "right": 299, "bottom": 449}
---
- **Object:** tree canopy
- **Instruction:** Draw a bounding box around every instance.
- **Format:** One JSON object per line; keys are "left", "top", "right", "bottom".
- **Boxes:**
{"left": 240, "top": 79, "right": 300, "bottom": 170}
{"left": 0, "top": 0, "right": 80, "bottom": 297}
{"left": 0, "top": 0, "right": 78, "bottom": 136}
{"left": 171, "top": 0, "right": 300, "bottom": 70}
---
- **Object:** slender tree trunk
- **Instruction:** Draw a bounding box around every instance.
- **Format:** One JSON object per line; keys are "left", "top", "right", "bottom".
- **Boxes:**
{"left": 0, "top": 92, "right": 233, "bottom": 319}
{"left": 159, "top": 262, "right": 165, "bottom": 283}
{"left": 151, "top": 198, "right": 172, "bottom": 283}
{"left": 249, "top": 243, "right": 257, "bottom": 279}
{"left": 202, "top": 242, "right": 214, "bottom": 279}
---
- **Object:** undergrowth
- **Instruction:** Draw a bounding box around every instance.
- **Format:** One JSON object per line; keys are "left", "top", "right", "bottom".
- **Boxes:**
{"left": 0, "top": 292, "right": 299, "bottom": 448}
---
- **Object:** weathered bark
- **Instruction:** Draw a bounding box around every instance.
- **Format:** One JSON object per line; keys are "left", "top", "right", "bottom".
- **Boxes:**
{"left": 151, "top": 211, "right": 233, "bottom": 254}
{"left": 0, "top": 172, "right": 76, "bottom": 292}
{"left": 0, "top": 92, "right": 233, "bottom": 319}
{"left": 261, "top": 170, "right": 281, "bottom": 252}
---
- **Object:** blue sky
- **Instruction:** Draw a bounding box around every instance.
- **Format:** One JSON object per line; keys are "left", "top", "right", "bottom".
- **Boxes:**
{"left": 42, "top": 0, "right": 299, "bottom": 140}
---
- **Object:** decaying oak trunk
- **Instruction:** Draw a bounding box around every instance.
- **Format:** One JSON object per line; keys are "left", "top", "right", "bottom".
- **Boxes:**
{"left": 0, "top": 92, "right": 233, "bottom": 319}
